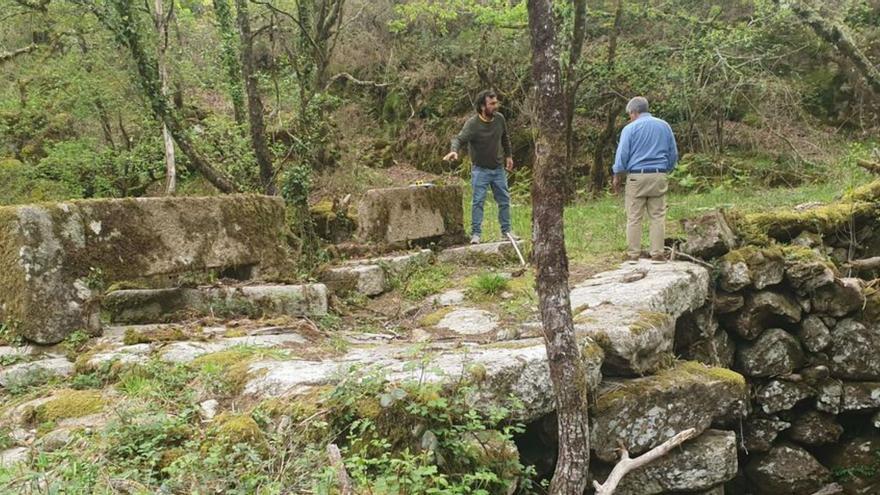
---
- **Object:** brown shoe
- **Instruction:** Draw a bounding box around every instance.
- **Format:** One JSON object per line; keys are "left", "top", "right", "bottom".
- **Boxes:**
{"left": 650, "top": 253, "right": 667, "bottom": 263}
{"left": 625, "top": 254, "right": 640, "bottom": 263}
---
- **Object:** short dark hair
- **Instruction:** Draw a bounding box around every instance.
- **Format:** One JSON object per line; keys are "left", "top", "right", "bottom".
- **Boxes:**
{"left": 474, "top": 90, "right": 497, "bottom": 113}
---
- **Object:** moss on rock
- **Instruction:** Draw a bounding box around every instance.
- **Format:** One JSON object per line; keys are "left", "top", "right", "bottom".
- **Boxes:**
{"left": 31, "top": 389, "right": 104, "bottom": 424}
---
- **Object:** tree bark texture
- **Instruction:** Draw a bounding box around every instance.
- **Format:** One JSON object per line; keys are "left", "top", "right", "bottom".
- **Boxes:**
{"left": 527, "top": 1, "right": 592, "bottom": 493}
{"left": 154, "top": 0, "right": 177, "bottom": 194}
{"left": 236, "top": 0, "right": 276, "bottom": 195}
{"left": 213, "top": 0, "right": 247, "bottom": 126}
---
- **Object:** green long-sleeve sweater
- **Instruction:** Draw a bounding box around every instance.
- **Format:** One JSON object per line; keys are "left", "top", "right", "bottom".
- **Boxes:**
{"left": 450, "top": 113, "right": 512, "bottom": 169}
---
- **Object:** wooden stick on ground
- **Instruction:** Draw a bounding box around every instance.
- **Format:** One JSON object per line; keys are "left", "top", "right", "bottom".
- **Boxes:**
{"left": 326, "top": 443, "right": 353, "bottom": 495}
{"left": 845, "top": 256, "right": 880, "bottom": 271}
{"left": 857, "top": 159, "right": 880, "bottom": 175}
{"left": 593, "top": 428, "right": 698, "bottom": 495}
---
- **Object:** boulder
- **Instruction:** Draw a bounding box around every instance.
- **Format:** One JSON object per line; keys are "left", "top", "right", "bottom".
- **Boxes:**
{"left": 798, "top": 315, "right": 832, "bottom": 353}
{"left": 736, "top": 329, "right": 804, "bottom": 377}
{"left": 713, "top": 291, "right": 744, "bottom": 314}
{"left": 745, "top": 443, "right": 829, "bottom": 495}
{"left": 829, "top": 319, "right": 880, "bottom": 380}
{"left": 784, "top": 250, "right": 836, "bottom": 293}
{"left": 741, "top": 416, "right": 791, "bottom": 452}
{"left": 569, "top": 260, "right": 710, "bottom": 319}
{"left": 787, "top": 410, "right": 842, "bottom": 446}
{"left": 574, "top": 307, "right": 676, "bottom": 376}
{"left": 591, "top": 362, "right": 747, "bottom": 462}
{"left": 812, "top": 278, "right": 864, "bottom": 317}
{"left": 321, "top": 264, "right": 386, "bottom": 296}
{"left": 840, "top": 382, "right": 880, "bottom": 411}
{"left": 0, "top": 195, "right": 293, "bottom": 344}
{"left": 244, "top": 338, "right": 605, "bottom": 423}
{"left": 609, "top": 430, "right": 738, "bottom": 495}
{"left": 679, "top": 211, "right": 737, "bottom": 259}
{"left": 0, "top": 357, "right": 74, "bottom": 388}
{"left": 436, "top": 240, "right": 524, "bottom": 265}
{"left": 355, "top": 185, "right": 466, "bottom": 247}
{"left": 718, "top": 246, "right": 784, "bottom": 291}
{"left": 722, "top": 291, "right": 802, "bottom": 340}
{"left": 755, "top": 379, "right": 813, "bottom": 414}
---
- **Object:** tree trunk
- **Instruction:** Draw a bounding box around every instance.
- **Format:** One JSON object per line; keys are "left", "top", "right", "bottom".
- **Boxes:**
{"left": 526, "top": 1, "right": 591, "bottom": 494}
{"left": 236, "top": 0, "right": 276, "bottom": 195}
{"left": 590, "top": 0, "right": 624, "bottom": 197}
{"left": 213, "top": 0, "right": 247, "bottom": 126}
{"left": 154, "top": 0, "right": 177, "bottom": 194}
{"left": 786, "top": 0, "right": 880, "bottom": 96}
{"left": 99, "top": 0, "right": 238, "bottom": 193}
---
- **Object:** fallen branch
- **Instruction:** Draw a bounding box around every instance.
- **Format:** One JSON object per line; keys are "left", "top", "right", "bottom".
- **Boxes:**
{"left": 326, "top": 443, "right": 353, "bottom": 495}
{"left": 593, "top": 428, "right": 698, "bottom": 495}
{"left": 857, "top": 159, "right": 880, "bottom": 175}
{"left": 844, "top": 256, "right": 880, "bottom": 271}
{"left": 0, "top": 43, "right": 38, "bottom": 64}
{"left": 324, "top": 71, "right": 389, "bottom": 91}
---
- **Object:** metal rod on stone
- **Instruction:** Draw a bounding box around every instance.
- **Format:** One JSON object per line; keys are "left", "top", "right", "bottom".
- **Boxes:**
{"left": 507, "top": 232, "right": 526, "bottom": 266}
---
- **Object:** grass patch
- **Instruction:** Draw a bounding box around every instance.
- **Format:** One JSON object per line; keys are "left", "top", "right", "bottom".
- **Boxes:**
{"left": 467, "top": 272, "right": 509, "bottom": 299}
{"left": 397, "top": 262, "right": 455, "bottom": 300}
{"left": 461, "top": 143, "right": 873, "bottom": 263}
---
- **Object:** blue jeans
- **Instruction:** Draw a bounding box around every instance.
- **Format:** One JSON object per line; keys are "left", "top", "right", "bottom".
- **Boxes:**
{"left": 471, "top": 166, "right": 511, "bottom": 237}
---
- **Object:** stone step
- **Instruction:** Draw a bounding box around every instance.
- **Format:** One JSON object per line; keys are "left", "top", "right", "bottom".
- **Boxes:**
{"left": 102, "top": 283, "right": 328, "bottom": 324}
{"left": 243, "top": 337, "right": 605, "bottom": 422}
{"left": 567, "top": 260, "right": 710, "bottom": 376}
{"left": 436, "top": 240, "right": 525, "bottom": 265}
{"left": 591, "top": 361, "right": 747, "bottom": 463}
{"left": 321, "top": 249, "right": 432, "bottom": 296}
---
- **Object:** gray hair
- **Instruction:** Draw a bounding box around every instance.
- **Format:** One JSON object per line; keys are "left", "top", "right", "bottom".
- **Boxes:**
{"left": 626, "top": 96, "right": 649, "bottom": 115}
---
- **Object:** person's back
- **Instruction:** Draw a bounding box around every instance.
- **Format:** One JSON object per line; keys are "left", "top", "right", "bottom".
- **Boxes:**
{"left": 613, "top": 113, "right": 677, "bottom": 175}
{"left": 612, "top": 96, "right": 678, "bottom": 262}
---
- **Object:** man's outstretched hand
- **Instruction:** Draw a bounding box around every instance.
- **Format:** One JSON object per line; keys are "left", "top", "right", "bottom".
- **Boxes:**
{"left": 505, "top": 157, "right": 514, "bottom": 172}
{"left": 612, "top": 174, "right": 622, "bottom": 194}
{"left": 443, "top": 151, "right": 459, "bottom": 162}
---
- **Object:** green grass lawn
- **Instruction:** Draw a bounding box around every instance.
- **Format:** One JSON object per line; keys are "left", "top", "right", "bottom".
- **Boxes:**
{"left": 462, "top": 161, "right": 872, "bottom": 265}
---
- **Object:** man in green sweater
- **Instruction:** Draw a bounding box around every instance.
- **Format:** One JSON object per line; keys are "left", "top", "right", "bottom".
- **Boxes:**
{"left": 444, "top": 90, "right": 515, "bottom": 244}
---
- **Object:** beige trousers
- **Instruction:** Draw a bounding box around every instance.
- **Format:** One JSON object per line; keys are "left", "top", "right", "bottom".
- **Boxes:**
{"left": 625, "top": 173, "right": 668, "bottom": 258}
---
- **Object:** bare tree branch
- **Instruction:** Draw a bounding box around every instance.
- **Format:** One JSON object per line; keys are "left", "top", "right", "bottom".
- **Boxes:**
{"left": 593, "top": 428, "right": 699, "bottom": 495}
{"left": 0, "top": 44, "right": 38, "bottom": 64}
{"left": 326, "top": 444, "right": 352, "bottom": 495}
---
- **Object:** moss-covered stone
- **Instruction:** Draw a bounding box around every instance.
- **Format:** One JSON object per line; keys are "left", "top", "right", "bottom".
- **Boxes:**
{"left": 31, "top": 389, "right": 104, "bottom": 424}
{"left": 122, "top": 326, "right": 190, "bottom": 345}
{"left": 207, "top": 413, "right": 268, "bottom": 455}
{"left": 740, "top": 200, "right": 878, "bottom": 243}
{"left": 592, "top": 361, "right": 747, "bottom": 462}
{"left": 419, "top": 306, "right": 454, "bottom": 327}
{"left": 355, "top": 185, "right": 466, "bottom": 248}
{"left": 0, "top": 195, "right": 295, "bottom": 344}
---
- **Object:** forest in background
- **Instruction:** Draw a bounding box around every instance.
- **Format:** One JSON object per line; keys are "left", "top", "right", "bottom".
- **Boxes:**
{"left": 2, "top": 0, "right": 879, "bottom": 210}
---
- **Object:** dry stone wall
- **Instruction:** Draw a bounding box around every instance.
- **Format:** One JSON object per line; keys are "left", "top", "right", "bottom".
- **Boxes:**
{"left": 680, "top": 206, "right": 880, "bottom": 495}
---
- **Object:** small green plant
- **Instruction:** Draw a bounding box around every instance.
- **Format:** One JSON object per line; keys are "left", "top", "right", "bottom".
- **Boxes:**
{"left": 393, "top": 261, "right": 454, "bottom": 300}
{"left": 62, "top": 330, "right": 91, "bottom": 360}
{"left": 468, "top": 272, "right": 510, "bottom": 298}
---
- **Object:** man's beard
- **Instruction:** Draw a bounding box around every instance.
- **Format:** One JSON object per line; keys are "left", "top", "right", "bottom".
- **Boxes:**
{"left": 483, "top": 107, "right": 495, "bottom": 117}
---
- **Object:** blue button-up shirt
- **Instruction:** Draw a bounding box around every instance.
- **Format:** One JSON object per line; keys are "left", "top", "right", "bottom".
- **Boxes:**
{"left": 612, "top": 113, "right": 679, "bottom": 175}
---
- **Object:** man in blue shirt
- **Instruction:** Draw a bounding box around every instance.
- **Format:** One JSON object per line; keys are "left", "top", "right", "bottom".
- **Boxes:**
{"left": 612, "top": 96, "right": 678, "bottom": 262}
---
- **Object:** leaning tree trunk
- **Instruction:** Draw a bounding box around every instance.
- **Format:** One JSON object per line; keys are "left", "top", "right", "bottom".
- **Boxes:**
{"left": 213, "top": 0, "right": 247, "bottom": 126}
{"left": 236, "top": 0, "right": 276, "bottom": 195}
{"left": 154, "top": 0, "right": 177, "bottom": 194}
{"left": 83, "top": 0, "right": 239, "bottom": 193}
{"left": 526, "top": 1, "right": 592, "bottom": 493}
{"left": 785, "top": 0, "right": 880, "bottom": 96}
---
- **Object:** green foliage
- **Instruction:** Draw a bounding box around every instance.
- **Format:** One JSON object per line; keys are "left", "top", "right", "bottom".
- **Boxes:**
{"left": 318, "top": 366, "right": 535, "bottom": 494}
{"left": 467, "top": 272, "right": 510, "bottom": 299}
{"left": 393, "top": 261, "right": 455, "bottom": 300}
{"left": 62, "top": 329, "right": 92, "bottom": 360}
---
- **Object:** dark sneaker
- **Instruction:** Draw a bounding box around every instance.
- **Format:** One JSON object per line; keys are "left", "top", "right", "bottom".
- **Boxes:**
{"left": 651, "top": 253, "right": 667, "bottom": 263}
